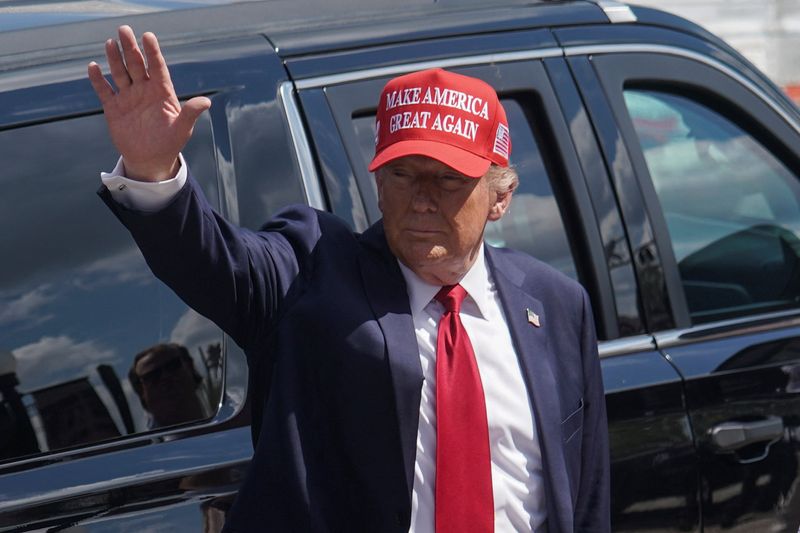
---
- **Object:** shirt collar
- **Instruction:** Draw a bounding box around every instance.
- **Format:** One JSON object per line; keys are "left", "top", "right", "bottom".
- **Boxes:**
{"left": 397, "top": 242, "right": 490, "bottom": 319}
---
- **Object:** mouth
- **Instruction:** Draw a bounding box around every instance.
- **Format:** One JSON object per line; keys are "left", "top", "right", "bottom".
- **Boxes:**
{"left": 404, "top": 228, "right": 443, "bottom": 238}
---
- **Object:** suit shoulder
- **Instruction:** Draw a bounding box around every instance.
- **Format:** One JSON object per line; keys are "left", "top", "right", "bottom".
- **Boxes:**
{"left": 491, "top": 246, "right": 581, "bottom": 288}
{"left": 258, "top": 204, "right": 358, "bottom": 245}
{"left": 259, "top": 204, "right": 351, "bottom": 232}
{"left": 488, "top": 245, "right": 588, "bottom": 314}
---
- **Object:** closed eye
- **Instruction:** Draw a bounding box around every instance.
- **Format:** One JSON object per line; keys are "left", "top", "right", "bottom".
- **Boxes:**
{"left": 438, "top": 174, "right": 471, "bottom": 190}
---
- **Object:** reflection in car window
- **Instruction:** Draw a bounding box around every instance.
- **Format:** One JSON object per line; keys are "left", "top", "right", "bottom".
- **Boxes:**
{"left": 353, "top": 98, "right": 578, "bottom": 281}
{"left": 0, "top": 113, "right": 223, "bottom": 463}
{"left": 625, "top": 89, "right": 800, "bottom": 323}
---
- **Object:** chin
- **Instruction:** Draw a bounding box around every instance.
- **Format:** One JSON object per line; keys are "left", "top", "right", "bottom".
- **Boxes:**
{"left": 405, "top": 245, "right": 448, "bottom": 266}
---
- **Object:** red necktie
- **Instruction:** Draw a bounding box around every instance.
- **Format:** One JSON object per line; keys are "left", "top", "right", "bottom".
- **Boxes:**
{"left": 434, "top": 284, "right": 494, "bottom": 533}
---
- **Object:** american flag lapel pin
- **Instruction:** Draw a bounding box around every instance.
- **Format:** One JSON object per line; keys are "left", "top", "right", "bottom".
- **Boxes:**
{"left": 526, "top": 308, "right": 541, "bottom": 328}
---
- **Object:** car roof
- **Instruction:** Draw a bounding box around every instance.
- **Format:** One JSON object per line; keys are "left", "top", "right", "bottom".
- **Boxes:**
{"left": 0, "top": 0, "right": 612, "bottom": 63}
{"left": 0, "top": 0, "right": 600, "bottom": 33}
{"left": 0, "top": 0, "right": 726, "bottom": 72}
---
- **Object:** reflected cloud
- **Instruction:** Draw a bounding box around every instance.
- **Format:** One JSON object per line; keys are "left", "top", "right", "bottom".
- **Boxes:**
{"left": 76, "top": 248, "right": 153, "bottom": 290}
{"left": 225, "top": 101, "right": 271, "bottom": 128}
{"left": 0, "top": 248, "right": 151, "bottom": 331}
{"left": 169, "top": 309, "right": 218, "bottom": 349}
{"left": 225, "top": 100, "right": 305, "bottom": 227}
{"left": 13, "top": 335, "right": 117, "bottom": 392}
{"left": 0, "top": 285, "right": 54, "bottom": 327}
{"left": 0, "top": 113, "right": 130, "bottom": 292}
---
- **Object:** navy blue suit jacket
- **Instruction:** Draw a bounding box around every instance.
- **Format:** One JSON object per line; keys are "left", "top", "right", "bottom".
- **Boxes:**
{"left": 100, "top": 175, "right": 609, "bottom": 533}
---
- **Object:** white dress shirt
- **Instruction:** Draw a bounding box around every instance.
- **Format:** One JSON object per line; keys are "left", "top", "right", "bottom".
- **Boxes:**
{"left": 101, "top": 158, "right": 547, "bottom": 532}
{"left": 398, "top": 252, "right": 546, "bottom": 533}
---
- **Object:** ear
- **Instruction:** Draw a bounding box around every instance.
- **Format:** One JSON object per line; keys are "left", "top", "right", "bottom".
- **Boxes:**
{"left": 487, "top": 189, "right": 512, "bottom": 222}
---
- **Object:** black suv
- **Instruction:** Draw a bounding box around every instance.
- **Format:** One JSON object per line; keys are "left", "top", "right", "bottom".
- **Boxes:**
{"left": 2, "top": 1, "right": 800, "bottom": 531}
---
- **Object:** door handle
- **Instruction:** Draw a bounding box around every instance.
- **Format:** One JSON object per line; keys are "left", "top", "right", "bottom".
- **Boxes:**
{"left": 710, "top": 416, "right": 784, "bottom": 452}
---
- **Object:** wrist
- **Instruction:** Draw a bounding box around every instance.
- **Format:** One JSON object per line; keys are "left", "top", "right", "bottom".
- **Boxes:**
{"left": 121, "top": 158, "right": 181, "bottom": 182}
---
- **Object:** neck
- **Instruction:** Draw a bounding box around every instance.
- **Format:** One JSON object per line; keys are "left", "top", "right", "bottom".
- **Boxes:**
{"left": 405, "top": 242, "right": 483, "bottom": 286}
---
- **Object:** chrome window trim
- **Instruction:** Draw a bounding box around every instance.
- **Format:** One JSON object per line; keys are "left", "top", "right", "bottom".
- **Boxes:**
{"left": 293, "top": 48, "right": 564, "bottom": 90}
{"left": 594, "top": 1, "right": 637, "bottom": 24}
{"left": 279, "top": 81, "right": 327, "bottom": 210}
{"left": 0, "top": 426, "right": 253, "bottom": 513}
{"left": 598, "top": 334, "right": 655, "bottom": 358}
{"left": 655, "top": 308, "right": 800, "bottom": 350}
{"left": 563, "top": 43, "right": 800, "bottom": 137}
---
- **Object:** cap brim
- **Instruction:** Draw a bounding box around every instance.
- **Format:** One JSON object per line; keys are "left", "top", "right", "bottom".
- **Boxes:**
{"left": 368, "top": 140, "right": 491, "bottom": 178}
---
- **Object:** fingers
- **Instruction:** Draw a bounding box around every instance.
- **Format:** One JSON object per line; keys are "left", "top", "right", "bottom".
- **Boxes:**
{"left": 87, "top": 61, "right": 115, "bottom": 105}
{"left": 142, "top": 32, "right": 170, "bottom": 84}
{"left": 118, "top": 25, "right": 149, "bottom": 82}
{"left": 104, "top": 25, "right": 149, "bottom": 91}
{"left": 105, "top": 37, "right": 131, "bottom": 90}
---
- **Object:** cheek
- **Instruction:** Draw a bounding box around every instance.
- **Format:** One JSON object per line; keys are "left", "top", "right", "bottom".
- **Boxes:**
{"left": 453, "top": 217, "right": 485, "bottom": 248}
{"left": 380, "top": 198, "right": 404, "bottom": 228}
{"left": 378, "top": 183, "right": 406, "bottom": 214}
{"left": 450, "top": 194, "right": 492, "bottom": 238}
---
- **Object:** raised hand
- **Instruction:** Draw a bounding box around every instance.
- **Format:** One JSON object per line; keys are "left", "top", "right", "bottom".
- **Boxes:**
{"left": 88, "top": 25, "right": 211, "bottom": 182}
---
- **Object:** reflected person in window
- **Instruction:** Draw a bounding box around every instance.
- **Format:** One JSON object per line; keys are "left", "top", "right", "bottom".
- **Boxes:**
{"left": 129, "top": 343, "right": 207, "bottom": 429}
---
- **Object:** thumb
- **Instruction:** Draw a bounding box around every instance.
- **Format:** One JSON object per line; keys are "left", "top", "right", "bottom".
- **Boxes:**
{"left": 176, "top": 96, "right": 212, "bottom": 133}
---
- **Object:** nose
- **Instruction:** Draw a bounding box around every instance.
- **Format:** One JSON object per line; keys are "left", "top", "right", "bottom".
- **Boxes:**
{"left": 411, "top": 177, "right": 438, "bottom": 213}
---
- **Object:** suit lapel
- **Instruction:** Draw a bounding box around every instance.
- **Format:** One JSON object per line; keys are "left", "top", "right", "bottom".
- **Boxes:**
{"left": 486, "top": 247, "right": 571, "bottom": 533}
{"left": 357, "top": 222, "right": 423, "bottom": 504}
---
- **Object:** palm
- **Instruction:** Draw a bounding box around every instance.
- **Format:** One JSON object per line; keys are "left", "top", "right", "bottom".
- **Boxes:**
{"left": 88, "top": 26, "right": 210, "bottom": 182}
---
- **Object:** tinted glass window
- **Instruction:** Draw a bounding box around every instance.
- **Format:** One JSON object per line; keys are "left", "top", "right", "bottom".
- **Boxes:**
{"left": 625, "top": 89, "right": 800, "bottom": 323}
{"left": 353, "top": 97, "right": 577, "bottom": 280}
{"left": 0, "top": 112, "right": 223, "bottom": 463}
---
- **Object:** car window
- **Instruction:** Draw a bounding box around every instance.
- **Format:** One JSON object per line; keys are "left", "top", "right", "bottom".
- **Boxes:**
{"left": 352, "top": 97, "right": 578, "bottom": 281}
{"left": 0, "top": 112, "right": 223, "bottom": 463}
{"left": 624, "top": 89, "right": 800, "bottom": 323}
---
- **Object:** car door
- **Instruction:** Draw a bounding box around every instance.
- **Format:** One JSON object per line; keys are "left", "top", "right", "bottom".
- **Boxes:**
{"left": 287, "top": 32, "right": 694, "bottom": 532}
{"left": 571, "top": 33, "right": 800, "bottom": 532}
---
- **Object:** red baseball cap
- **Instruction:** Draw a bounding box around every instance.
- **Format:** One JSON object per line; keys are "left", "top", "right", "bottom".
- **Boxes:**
{"left": 368, "top": 68, "right": 511, "bottom": 178}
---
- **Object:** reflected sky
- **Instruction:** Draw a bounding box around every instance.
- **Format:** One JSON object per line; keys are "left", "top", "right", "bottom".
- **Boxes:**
{"left": 0, "top": 112, "right": 223, "bottom": 455}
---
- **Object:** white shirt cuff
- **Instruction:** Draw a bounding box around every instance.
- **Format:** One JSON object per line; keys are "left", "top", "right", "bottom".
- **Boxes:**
{"left": 100, "top": 154, "right": 188, "bottom": 212}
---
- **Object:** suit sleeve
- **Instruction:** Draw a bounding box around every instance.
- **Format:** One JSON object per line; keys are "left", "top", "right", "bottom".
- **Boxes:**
{"left": 98, "top": 173, "right": 320, "bottom": 352}
{"left": 574, "top": 288, "right": 611, "bottom": 532}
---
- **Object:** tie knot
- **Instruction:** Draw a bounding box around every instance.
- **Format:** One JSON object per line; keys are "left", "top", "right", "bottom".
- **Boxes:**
{"left": 435, "top": 284, "right": 467, "bottom": 314}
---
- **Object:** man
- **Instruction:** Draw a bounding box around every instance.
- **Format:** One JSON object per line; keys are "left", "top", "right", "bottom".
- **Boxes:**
{"left": 128, "top": 343, "right": 208, "bottom": 429}
{"left": 88, "top": 26, "right": 609, "bottom": 532}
